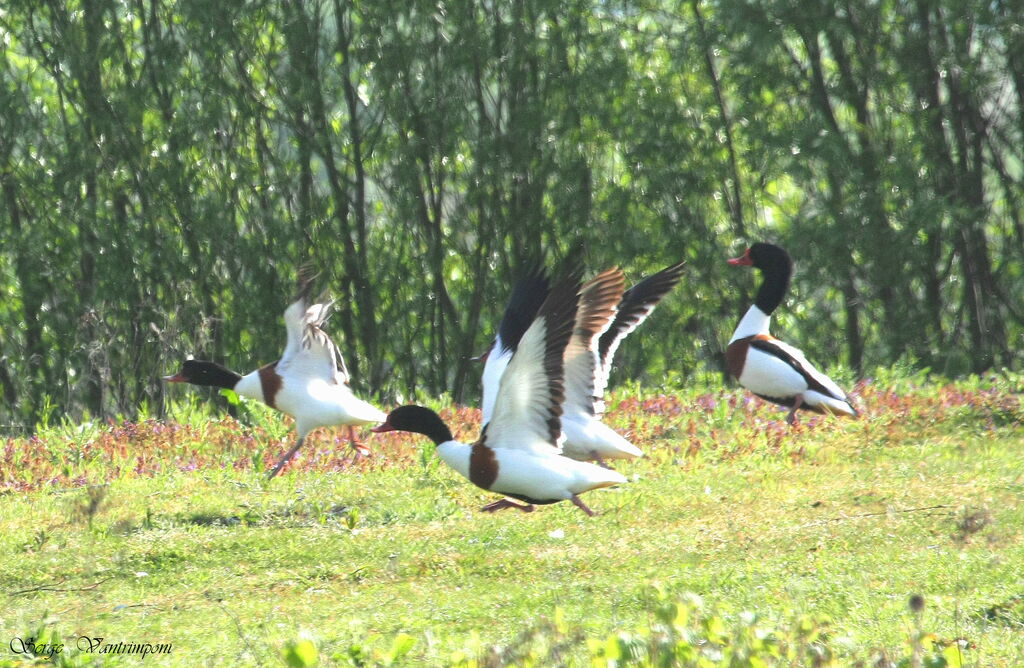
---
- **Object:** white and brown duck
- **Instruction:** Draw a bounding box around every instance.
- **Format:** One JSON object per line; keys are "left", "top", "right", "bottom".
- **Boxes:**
{"left": 561, "top": 261, "right": 685, "bottom": 461}
{"left": 480, "top": 260, "right": 684, "bottom": 461}
{"left": 373, "top": 268, "right": 626, "bottom": 516}
{"left": 163, "top": 268, "right": 386, "bottom": 478}
{"left": 726, "top": 242, "right": 857, "bottom": 424}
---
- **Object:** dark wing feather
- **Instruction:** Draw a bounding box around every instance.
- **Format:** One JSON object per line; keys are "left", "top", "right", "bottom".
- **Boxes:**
{"left": 563, "top": 268, "right": 626, "bottom": 418}
{"left": 496, "top": 265, "right": 550, "bottom": 354}
{"left": 295, "top": 263, "right": 319, "bottom": 304}
{"left": 482, "top": 265, "right": 582, "bottom": 452}
{"left": 595, "top": 260, "right": 684, "bottom": 393}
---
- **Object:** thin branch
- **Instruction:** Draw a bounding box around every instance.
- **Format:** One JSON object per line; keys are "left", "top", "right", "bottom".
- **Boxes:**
{"left": 11, "top": 576, "right": 113, "bottom": 596}
{"left": 797, "top": 504, "right": 956, "bottom": 531}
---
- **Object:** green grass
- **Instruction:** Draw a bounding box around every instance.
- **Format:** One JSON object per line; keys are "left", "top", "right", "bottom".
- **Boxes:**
{"left": 1, "top": 375, "right": 1022, "bottom": 666}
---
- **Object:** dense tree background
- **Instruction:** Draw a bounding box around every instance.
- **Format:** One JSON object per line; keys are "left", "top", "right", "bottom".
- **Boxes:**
{"left": 1, "top": 0, "right": 1021, "bottom": 431}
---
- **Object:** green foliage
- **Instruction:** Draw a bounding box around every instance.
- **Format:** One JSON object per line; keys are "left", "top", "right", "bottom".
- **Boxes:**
{"left": 282, "top": 637, "right": 319, "bottom": 668}
{"left": 0, "top": 0, "right": 1023, "bottom": 433}
{"left": 0, "top": 594, "right": 975, "bottom": 667}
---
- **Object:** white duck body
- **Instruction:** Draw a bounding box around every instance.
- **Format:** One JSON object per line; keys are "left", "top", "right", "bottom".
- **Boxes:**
{"left": 164, "top": 267, "right": 386, "bottom": 478}
{"left": 291, "top": 380, "right": 386, "bottom": 429}
{"left": 435, "top": 439, "right": 625, "bottom": 504}
{"left": 730, "top": 332, "right": 856, "bottom": 416}
{"left": 560, "top": 417, "right": 642, "bottom": 461}
{"left": 235, "top": 370, "right": 385, "bottom": 437}
{"left": 486, "top": 348, "right": 625, "bottom": 458}
{"left": 482, "top": 262, "right": 683, "bottom": 461}
{"left": 558, "top": 263, "right": 684, "bottom": 461}
{"left": 232, "top": 295, "right": 386, "bottom": 439}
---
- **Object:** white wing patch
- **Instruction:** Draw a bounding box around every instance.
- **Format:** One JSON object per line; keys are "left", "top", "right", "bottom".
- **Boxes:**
{"left": 480, "top": 343, "right": 511, "bottom": 424}
{"left": 594, "top": 307, "right": 649, "bottom": 392}
{"left": 278, "top": 299, "right": 349, "bottom": 386}
{"left": 562, "top": 344, "right": 604, "bottom": 419}
{"left": 279, "top": 298, "right": 308, "bottom": 369}
{"left": 483, "top": 316, "right": 562, "bottom": 456}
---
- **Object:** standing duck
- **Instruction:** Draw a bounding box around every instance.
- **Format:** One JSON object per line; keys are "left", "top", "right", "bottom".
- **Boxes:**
{"left": 480, "top": 260, "right": 684, "bottom": 461}
{"left": 373, "top": 269, "right": 626, "bottom": 516}
{"left": 163, "top": 269, "right": 386, "bottom": 478}
{"left": 726, "top": 242, "right": 857, "bottom": 424}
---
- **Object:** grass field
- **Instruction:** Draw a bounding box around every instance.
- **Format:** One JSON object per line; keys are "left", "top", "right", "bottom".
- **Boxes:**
{"left": 1, "top": 371, "right": 1022, "bottom": 666}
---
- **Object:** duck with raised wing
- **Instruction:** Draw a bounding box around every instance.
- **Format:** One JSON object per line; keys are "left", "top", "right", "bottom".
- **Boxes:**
{"left": 726, "top": 242, "right": 857, "bottom": 424}
{"left": 561, "top": 261, "right": 685, "bottom": 461}
{"left": 163, "top": 269, "right": 386, "bottom": 478}
{"left": 373, "top": 268, "right": 626, "bottom": 516}
{"left": 480, "top": 260, "right": 685, "bottom": 461}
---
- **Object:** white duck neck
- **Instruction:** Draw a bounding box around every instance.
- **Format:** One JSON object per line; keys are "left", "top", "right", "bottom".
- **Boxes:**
{"left": 730, "top": 304, "right": 771, "bottom": 342}
{"left": 435, "top": 440, "right": 471, "bottom": 478}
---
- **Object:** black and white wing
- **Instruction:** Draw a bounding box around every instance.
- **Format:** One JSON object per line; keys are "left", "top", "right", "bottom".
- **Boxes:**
{"left": 482, "top": 268, "right": 581, "bottom": 456}
{"left": 594, "top": 260, "right": 685, "bottom": 397}
{"left": 494, "top": 265, "right": 550, "bottom": 355}
{"left": 278, "top": 267, "right": 348, "bottom": 385}
{"left": 480, "top": 266, "right": 551, "bottom": 423}
{"left": 562, "top": 268, "right": 626, "bottom": 419}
